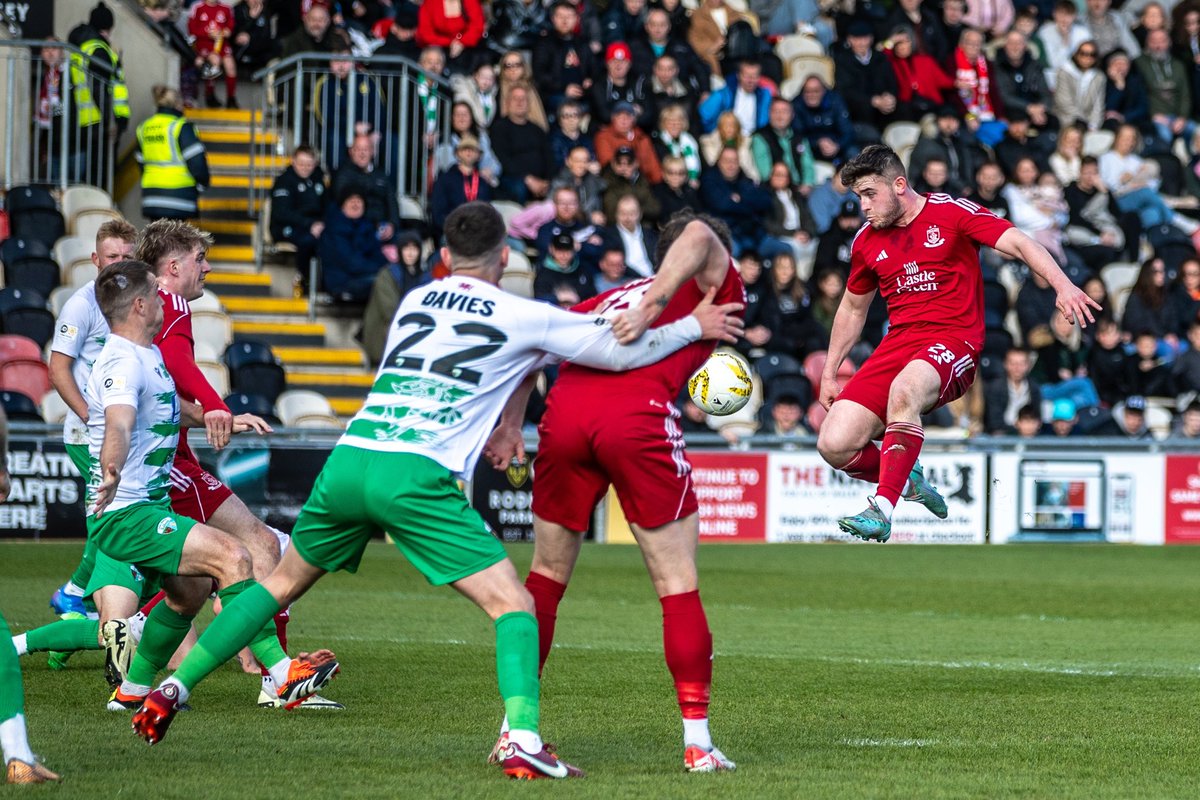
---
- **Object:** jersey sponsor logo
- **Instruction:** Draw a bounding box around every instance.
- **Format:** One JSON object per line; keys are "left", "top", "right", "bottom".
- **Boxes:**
{"left": 59, "top": 323, "right": 79, "bottom": 341}
{"left": 103, "top": 375, "right": 127, "bottom": 390}
{"left": 876, "top": 249, "right": 888, "bottom": 262}
{"left": 155, "top": 516, "right": 178, "bottom": 536}
{"left": 896, "top": 262, "right": 938, "bottom": 294}
{"left": 923, "top": 225, "right": 945, "bottom": 248}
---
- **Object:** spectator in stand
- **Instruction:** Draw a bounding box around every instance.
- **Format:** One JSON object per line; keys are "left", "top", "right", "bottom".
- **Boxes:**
{"left": 604, "top": 194, "right": 658, "bottom": 277}
{"left": 940, "top": 0, "right": 969, "bottom": 54}
{"left": 994, "top": 110, "right": 1053, "bottom": 177}
{"left": 281, "top": 3, "right": 335, "bottom": 59}
{"left": 451, "top": 61, "right": 500, "bottom": 129}
{"left": 912, "top": 158, "right": 952, "bottom": 195}
{"left": 1048, "top": 398, "right": 1081, "bottom": 436}
{"left": 312, "top": 45, "right": 386, "bottom": 170}
{"left": 884, "top": 26, "right": 955, "bottom": 121}
{"left": 631, "top": 9, "right": 711, "bottom": 96}
{"left": 497, "top": 53, "right": 550, "bottom": 132}
{"left": 700, "top": 146, "right": 776, "bottom": 256}
{"left": 491, "top": 83, "right": 552, "bottom": 202}
{"left": 1136, "top": 28, "right": 1196, "bottom": 154}
{"left": 762, "top": 394, "right": 808, "bottom": 440}
{"left": 1003, "top": 157, "right": 1073, "bottom": 270}
{"left": 430, "top": 134, "right": 493, "bottom": 236}
{"left": 1029, "top": 311, "right": 1092, "bottom": 403}
{"left": 136, "top": 85, "right": 209, "bottom": 221}
{"left": 687, "top": 0, "right": 757, "bottom": 78}
{"left": 432, "top": 101, "right": 500, "bottom": 185}
{"left": 551, "top": 146, "right": 607, "bottom": 225}
{"left": 601, "top": 146, "right": 661, "bottom": 222}
{"left": 534, "top": 185, "right": 603, "bottom": 257}
{"left": 1055, "top": 41, "right": 1107, "bottom": 130}
{"left": 791, "top": 76, "right": 857, "bottom": 164}
{"left": 34, "top": 39, "right": 72, "bottom": 182}
{"left": 963, "top": 0, "right": 1014, "bottom": 41}
{"left": 885, "top": 0, "right": 950, "bottom": 63}
{"left": 1172, "top": 258, "right": 1200, "bottom": 330}
{"left": 590, "top": 42, "right": 651, "bottom": 128}
{"left": 1050, "top": 124, "right": 1084, "bottom": 185}
{"left": 807, "top": 162, "right": 858, "bottom": 234}
{"left": 549, "top": 100, "right": 596, "bottom": 169}
{"left": 490, "top": 0, "right": 549, "bottom": 51}
{"left": 985, "top": 348, "right": 1043, "bottom": 435}
{"left": 1174, "top": 399, "right": 1200, "bottom": 437}
{"left": 653, "top": 104, "right": 703, "bottom": 186}
{"left": 594, "top": 246, "right": 636, "bottom": 293}
{"left": 534, "top": 232, "right": 597, "bottom": 303}
{"left": 1173, "top": 320, "right": 1200, "bottom": 395}
{"left": 1173, "top": 5, "right": 1200, "bottom": 115}
{"left": 595, "top": 101, "right": 664, "bottom": 182}
{"left": 416, "top": 0, "right": 485, "bottom": 72}
{"left": 603, "top": 0, "right": 649, "bottom": 46}
{"left": 699, "top": 110, "right": 756, "bottom": 174}
{"left": 1115, "top": 394, "right": 1155, "bottom": 439}
{"left": 909, "top": 106, "right": 984, "bottom": 196}
{"left": 362, "top": 231, "right": 430, "bottom": 366}
{"left": 764, "top": 161, "right": 818, "bottom": 263}
{"left": 331, "top": 134, "right": 400, "bottom": 242}
{"left": 1132, "top": 1, "right": 1168, "bottom": 49}
{"left": 753, "top": 0, "right": 833, "bottom": 46}
{"left": 189, "top": 0, "right": 239, "bottom": 109}
{"left": 995, "top": 30, "right": 1057, "bottom": 133}
{"left": 1103, "top": 49, "right": 1152, "bottom": 133}
{"left": 1100, "top": 124, "right": 1200, "bottom": 245}
{"left": 967, "top": 160, "right": 1011, "bottom": 220}
{"left": 832, "top": 20, "right": 899, "bottom": 143}
{"left": 319, "top": 187, "right": 396, "bottom": 303}
{"left": 375, "top": 6, "right": 422, "bottom": 61}
{"left": 758, "top": 251, "right": 813, "bottom": 356}
{"left": 1012, "top": 403, "right": 1044, "bottom": 436}
{"left": 645, "top": 55, "right": 704, "bottom": 135}
{"left": 1064, "top": 155, "right": 1130, "bottom": 272}
{"left": 533, "top": 2, "right": 597, "bottom": 113}
{"left": 806, "top": 267, "right": 844, "bottom": 350}
{"left": 652, "top": 155, "right": 703, "bottom": 224}
{"left": 1088, "top": 317, "right": 1131, "bottom": 405}
{"left": 345, "top": 0, "right": 387, "bottom": 32}
{"left": 952, "top": 28, "right": 1007, "bottom": 147}
{"left": 751, "top": 98, "right": 813, "bottom": 189}
{"left": 699, "top": 60, "right": 772, "bottom": 136}
{"left": 812, "top": 199, "right": 861, "bottom": 274}
{"left": 233, "top": 0, "right": 276, "bottom": 74}
{"left": 1017, "top": 269, "right": 1060, "bottom": 342}
{"left": 1086, "top": 0, "right": 1142, "bottom": 57}
{"left": 1123, "top": 258, "right": 1183, "bottom": 349}
{"left": 270, "top": 145, "right": 328, "bottom": 287}
{"left": 1038, "top": 0, "right": 1092, "bottom": 89}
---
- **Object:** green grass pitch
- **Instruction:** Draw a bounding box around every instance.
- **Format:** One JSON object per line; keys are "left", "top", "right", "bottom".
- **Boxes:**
{"left": 4, "top": 540, "right": 1200, "bottom": 799}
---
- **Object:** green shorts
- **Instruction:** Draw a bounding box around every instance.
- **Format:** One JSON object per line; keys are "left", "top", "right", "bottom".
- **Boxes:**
{"left": 65, "top": 443, "right": 92, "bottom": 484}
{"left": 291, "top": 447, "right": 507, "bottom": 586}
{"left": 84, "top": 549, "right": 161, "bottom": 603}
{"left": 87, "top": 500, "right": 198, "bottom": 578}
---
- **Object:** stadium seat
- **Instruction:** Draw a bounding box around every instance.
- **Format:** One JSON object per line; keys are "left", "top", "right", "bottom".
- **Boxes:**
{"left": 882, "top": 122, "right": 922, "bottom": 157}
{"left": 776, "top": 33, "right": 824, "bottom": 68}
{"left": 1101, "top": 262, "right": 1138, "bottom": 300}
{"left": 193, "top": 339, "right": 221, "bottom": 363}
{"left": 224, "top": 391, "right": 282, "bottom": 426}
{"left": 802, "top": 350, "right": 855, "bottom": 395}
{"left": 49, "top": 286, "right": 76, "bottom": 317}
{"left": 62, "top": 185, "right": 112, "bottom": 230}
{"left": 39, "top": 389, "right": 69, "bottom": 424}
{"left": 499, "top": 271, "right": 534, "bottom": 298}
{"left": 806, "top": 400, "right": 828, "bottom": 433}
{"left": 0, "top": 359, "right": 52, "bottom": 404}
{"left": 1082, "top": 130, "right": 1115, "bottom": 157}
{"left": 292, "top": 414, "right": 344, "bottom": 429}
{"left": 197, "top": 361, "right": 230, "bottom": 398}
{"left": 976, "top": 352, "right": 1002, "bottom": 381}
{"left": 8, "top": 187, "right": 65, "bottom": 247}
{"left": 493, "top": 200, "right": 524, "bottom": 231}
{"left": 982, "top": 280, "right": 1010, "bottom": 329}
{"left": 0, "top": 390, "right": 43, "bottom": 422}
{"left": 6, "top": 185, "right": 56, "bottom": 215}
{"left": 224, "top": 339, "right": 278, "bottom": 373}
{"left": 0, "top": 335, "right": 45, "bottom": 364}
{"left": 66, "top": 261, "right": 96, "bottom": 289}
{"left": 811, "top": 160, "right": 835, "bottom": 186}
{"left": 1, "top": 310, "right": 55, "bottom": 349}
{"left": 0, "top": 238, "right": 52, "bottom": 269}
{"left": 982, "top": 328, "right": 1014, "bottom": 357}
{"left": 4, "top": 256, "right": 61, "bottom": 297}
{"left": 190, "top": 290, "right": 223, "bottom": 313}
{"left": 276, "top": 390, "right": 336, "bottom": 426}
{"left": 230, "top": 361, "right": 288, "bottom": 403}
{"left": 72, "top": 209, "right": 121, "bottom": 247}
{"left": 505, "top": 249, "right": 533, "bottom": 275}
{"left": 785, "top": 55, "right": 834, "bottom": 92}
{"left": 52, "top": 236, "right": 93, "bottom": 271}
{"left": 190, "top": 310, "right": 233, "bottom": 350}
{"left": 753, "top": 352, "right": 804, "bottom": 383}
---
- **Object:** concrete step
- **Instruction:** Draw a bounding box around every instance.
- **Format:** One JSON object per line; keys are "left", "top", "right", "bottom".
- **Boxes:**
{"left": 195, "top": 218, "right": 255, "bottom": 236}
{"left": 207, "top": 153, "right": 288, "bottom": 172}
{"left": 233, "top": 320, "right": 326, "bottom": 347}
{"left": 207, "top": 244, "right": 256, "bottom": 263}
{"left": 274, "top": 346, "right": 364, "bottom": 368}
{"left": 222, "top": 296, "right": 309, "bottom": 315}
{"left": 198, "top": 197, "right": 261, "bottom": 214}
{"left": 186, "top": 108, "right": 263, "bottom": 126}
{"left": 210, "top": 175, "right": 274, "bottom": 190}
{"left": 206, "top": 270, "right": 271, "bottom": 296}
{"left": 197, "top": 128, "right": 278, "bottom": 146}
{"left": 285, "top": 370, "right": 373, "bottom": 397}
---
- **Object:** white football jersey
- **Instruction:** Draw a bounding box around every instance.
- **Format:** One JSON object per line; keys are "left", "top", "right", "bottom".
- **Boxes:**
{"left": 85, "top": 335, "right": 180, "bottom": 512}
{"left": 51, "top": 280, "right": 111, "bottom": 446}
{"left": 339, "top": 275, "right": 702, "bottom": 476}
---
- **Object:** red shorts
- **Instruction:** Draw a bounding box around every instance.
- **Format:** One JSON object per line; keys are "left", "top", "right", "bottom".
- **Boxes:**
{"left": 836, "top": 329, "right": 979, "bottom": 423}
{"left": 168, "top": 454, "right": 233, "bottom": 524}
{"left": 195, "top": 38, "right": 231, "bottom": 59}
{"left": 532, "top": 394, "right": 697, "bottom": 532}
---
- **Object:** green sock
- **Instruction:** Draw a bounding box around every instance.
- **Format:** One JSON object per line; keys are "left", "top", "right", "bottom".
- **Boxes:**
{"left": 174, "top": 582, "right": 281, "bottom": 691}
{"left": 0, "top": 612, "right": 25, "bottom": 721}
{"left": 217, "top": 580, "right": 287, "bottom": 671}
{"left": 69, "top": 539, "right": 98, "bottom": 590}
{"left": 24, "top": 618, "right": 100, "bottom": 653}
{"left": 495, "top": 611, "right": 540, "bottom": 734}
{"left": 125, "top": 602, "right": 194, "bottom": 687}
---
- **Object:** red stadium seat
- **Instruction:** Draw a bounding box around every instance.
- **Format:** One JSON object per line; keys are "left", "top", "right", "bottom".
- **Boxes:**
{"left": 0, "top": 335, "right": 44, "bottom": 364}
{"left": 0, "top": 359, "right": 52, "bottom": 404}
{"left": 806, "top": 400, "right": 828, "bottom": 433}
{"left": 802, "top": 351, "right": 856, "bottom": 396}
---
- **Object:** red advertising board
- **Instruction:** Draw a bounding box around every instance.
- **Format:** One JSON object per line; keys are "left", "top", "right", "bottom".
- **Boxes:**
{"left": 1165, "top": 455, "right": 1200, "bottom": 543}
{"left": 689, "top": 451, "right": 768, "bottom": 542}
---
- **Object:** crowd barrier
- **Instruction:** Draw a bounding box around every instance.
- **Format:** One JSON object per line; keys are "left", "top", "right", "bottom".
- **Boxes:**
{"left": 3, "top": 428, "right": 1197, "bottom": 544}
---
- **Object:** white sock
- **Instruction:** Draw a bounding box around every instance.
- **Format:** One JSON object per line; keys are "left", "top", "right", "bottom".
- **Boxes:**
{"left": 902, "top": 478, "right": 911, "bottom": 496}
{"left": 11, "top": 635, "right": 26, "bottom": 656}
{"left": 118, "top": 680, "right": 150, "bottom": 697}
{"left": 160, "top": 676, "right": 190, "bottom": 704}
{"left": 261, "top": 674, "right": 276, "bottom": 697}
{"left": 683, "top": 717, "right": 713, "bottom": 750}
{"left": 63, "top": 581, "right": 85, "bottom": 598}
{"left": 267, "top": 657, "right": 291, "bottom": 688}
{"left": 1172, "top": 214, "right": 1199, "bottom": 235}
{"left": 508, "top": 729, "right": 543, "bottom": 753}
{"left": 127, "top": 612, "right": 147, "bottom": 644}
{"left": 873, "top": 495, "right": 895, "bottom": 520}
{"left": 499, "top": 714, "right": 509, "bottom": 735}
{"left": 0, "top": 715, "right": 35, "bottom": 764}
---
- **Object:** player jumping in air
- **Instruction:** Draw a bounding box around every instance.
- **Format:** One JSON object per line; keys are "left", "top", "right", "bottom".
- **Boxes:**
{"left": 818, "top": 145, "right": 1100, "bottom": 542}
{"left": 130, "top": 202, "right": 744, "bottom": 779}
{"left": 483, "top": 211, "right": 742, "bottom": 772}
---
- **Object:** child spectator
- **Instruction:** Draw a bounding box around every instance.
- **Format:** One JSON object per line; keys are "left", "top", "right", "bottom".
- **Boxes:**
{"left": 1125, "top": 331, "right": 1174, "bottom": 397}
{"left": 1087, "top": 317, "right": 1131, "bottom": 406}
{"left": 189, "top": 0, "right": 239, "bottom": 108}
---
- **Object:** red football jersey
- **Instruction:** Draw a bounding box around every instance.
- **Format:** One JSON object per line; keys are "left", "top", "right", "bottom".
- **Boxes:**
{"left": 556, "top": 261, "right": 745, "bottom": 400}
{"left": 188, "top": 2, "right": 233, "bottom": 46}
{"left": 846, "top": 193, "right": 1013, "bottom": 346}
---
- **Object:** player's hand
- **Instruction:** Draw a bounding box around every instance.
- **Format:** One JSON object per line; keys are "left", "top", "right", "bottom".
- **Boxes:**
{"left": 232, "top": 413, "right": 273, "bottom": 436}
{"left": 204, "top": 409, "right": 234, "bottom": 451}
{"left": 90, "top": 463, "right": 120, "bottom": 517}
{"left": 0, "top": 469, "right": 11, "bottom": 504}
{"left": 690, "top": 287, "right": 745, "bottom": 343}
{"left": 612, "top": 303, "right": 657, "bottom": 344}
{"left": 1056, "top": 283, "right": 1103, "bottom": 329}
{"left": 819, "top": 375, "right": 841, "bottom": 410}
{"left": 483, "top": 424, "right": 525, "bottom": 470}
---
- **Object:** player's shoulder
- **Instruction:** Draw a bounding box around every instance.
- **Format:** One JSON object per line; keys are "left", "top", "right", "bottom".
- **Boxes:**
{"left": 159, "top": 289, "right": 191, "bottom": 317}
{"left": 847, "top": 221, "right": 873, "bottom": 252}
{"left": 925, "top": 193, "right": 994, "bottom": 220}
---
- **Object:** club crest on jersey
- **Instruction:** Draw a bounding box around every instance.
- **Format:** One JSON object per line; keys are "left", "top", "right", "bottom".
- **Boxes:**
{"left": 156, "top": 517, "right": 178, "bottom": 536}
{"left": 924, "top": 225, "right": 945, "bottom": 248}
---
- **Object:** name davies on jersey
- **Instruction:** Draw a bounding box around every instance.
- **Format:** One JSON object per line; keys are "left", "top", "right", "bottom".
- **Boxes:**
{"left": 895, "top": 261, "right": 938, "bottom": 293}
{"left": 419, "top": 289, "right": 496, "bottom": 316}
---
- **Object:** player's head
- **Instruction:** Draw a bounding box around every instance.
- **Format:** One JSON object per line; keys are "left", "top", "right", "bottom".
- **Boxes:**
{"left": 841, "top": 144, "right": 910, "bottom": 229}
{"left": 137, "top": 219, "right": 214, "bottom": 302}
{"left": 654, "top": 210, "right": 732, "bottom": 268}
{"left": 96, "top": 260, "right": 163, "bottom": 334}
{"left": 442, "top": 202, "right": 508, "bottom": 280}
{"left": 92, "top": 219, "right": 137, "bottom": 271}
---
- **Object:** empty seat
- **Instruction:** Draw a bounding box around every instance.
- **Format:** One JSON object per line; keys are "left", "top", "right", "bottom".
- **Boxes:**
{"left": 0, "top": 390, "right": 43, "bottom": 422}
{"left": 493, "top": 200, "right": 524, "bottom": 231}
{"left": 62, "top": 185, "right": 113, "bottom": 227}
{"left": 52, "top": 236, "right": 93, "bottom": 271}
{"left": 49, "top": 286, "right": 76, "bottom": 317}
{"left": 190, "top": 310, "right": 233, "bottom": 350}
{"left": 40, "top": 389, "right": 69, "bottom": 424}
{"left": 11, "top": 208, "right": 66, "bottom": 248}
{"left": 505, "top": 249, "right": 533, "bottom": 275}
{"left": 0, "top": 335, "right": 45, "bottom": 364}
{"left": 192, "top": 339, "right": 221, "bottom": 363}
{"left": 71, "top": 210, "right": 120, "bottom": 247}
{"left": 292, "top": 414, "right": 344, "bottom": 429}
{"left": 0, "top": 359, "right": 52, "bottom": 404}
{"left": 0, "top": 238, "right": 52, "bottom": 269}
{"left": 498, "top": 271, "right": 534, "bottom": 298}
{"left": 882, "top": 122, "right": 922, "bottom": 155}
{"left": 776, "top": 33, "right": 825, "bottom": 66}
{"left": 276, "top": 389, "right": 335, "bottom": 426}
{"left": 190, "top": 290, "right": 223, "bottom": 313}
{"left": 0, "top": 288, "right": 54, "bottom": 348}
{"left": 196, "top": 361, "right": 230, "bottom": 398}
{"left": 67, "top": 262, "right": 96, "bottom": 288}
{"left": 7, "top": 185, "right": 56, "bottom": 214}
{"left": 224, "top": 339, "right": 278, "bottom": 373}
{"left": 755, "top": 352, "right": 804, "bottom": 383}
{"left": 232, "top": 362, "right": 287, "bottom": 403}
{"left": 224, "top": 392, "right": 282, "bottom": 426}
{"left": 5, "top": 256, "right": 61, "bottom": 297}
{"left": 802, "top": 350, "right": 855, "bottom": 394}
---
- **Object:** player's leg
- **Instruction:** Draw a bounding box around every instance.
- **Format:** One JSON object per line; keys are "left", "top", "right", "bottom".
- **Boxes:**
{"left": 11, "top": 617, "right": 99, "bottom": 657}
{"left": 0, "top": 611, "right": 60, "bottom": 783}
{"left": 49, "top": 443, "right": 100, "bottom": 619}
{"left": 816, "top": 399, "right": 886, "bottom": 481}
{"left": 526, "top": 517, "right": 584, "bottom": 673}
{"left": 222, "top": 50, "right": 238, "bottom": 107}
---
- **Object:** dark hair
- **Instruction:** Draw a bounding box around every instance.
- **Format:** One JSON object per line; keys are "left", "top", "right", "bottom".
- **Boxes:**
{"left": 1081, "top": 155, "right": 1100, "bottom": 168}
{"left": 96, "top": 260, "right": 157, "bottom": 325}
{"left": 293, "top": 144, "right": 317, "bottom": 159}
{"left": 1186, "top": 399, "right": 1200, "bottom": 414}
{"left": 653, "top": 210, "right": 733, "bottom": 267}
{"left": 1132, "top": 258, "right": 1166, "bottom": 310}
{"left": 1016, "top": 402, "right": 1041, "bottom": 420}
{"left": 451, "top": 101, "right": 481, "bottom": 137}
{"left": 841, "top": 144, "right": 907, "bottom": 187}
{"left": 443, "top": 202, "right": 507, "bottom": 269}
{"left": 1054, "top": 0, "right": 1076, "bottom": 12}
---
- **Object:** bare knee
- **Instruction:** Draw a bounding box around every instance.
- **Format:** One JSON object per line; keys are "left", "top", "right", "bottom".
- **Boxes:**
{"left": 217, "top": 540, "right": 255, "bottom": 586}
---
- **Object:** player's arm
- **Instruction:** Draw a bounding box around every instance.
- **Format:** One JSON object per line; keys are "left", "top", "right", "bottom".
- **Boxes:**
{"left": 610, "top": 219, "right": 731, "bottom": 344}
{"left": 992, "top": 227, "right": 1101, "bottom": 328}
{"left": 92, "top": 404, "right": 135, "bottom": 516}
{"left": 819, "top": 287, "right": 876, "bottom": 410}
{"left": 483, "top": 370, "right": 538, "bottom": 470}
{"left": 48, "top": 352, "right": 88, "bottom": 422}
{"left": 158, "top": 333, "right": 234, "bottom": 449}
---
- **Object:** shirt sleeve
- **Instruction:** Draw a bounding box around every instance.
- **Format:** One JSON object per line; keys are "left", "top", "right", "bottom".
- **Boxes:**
{"left": 50, "top": 294, "right": 92, "bottom": 358}
{"left": 95, "top": 351, "right": 142, "bottom": 409}
{"left": 158, "top": 313, "right": 230, "bottom": 414}
{"left": 845, "top": 225, "right": 878, "bottom": 296}
{"left": 538, "top": 304, "right": 703, "bottom": 371}
{"left": 953, "top": 197, "right": 1013, "bottom": 249}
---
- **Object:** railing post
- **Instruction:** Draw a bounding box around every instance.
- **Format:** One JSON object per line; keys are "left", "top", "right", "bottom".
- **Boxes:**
{"left": 4, "top": 51, "right": 14, "bottom": 191}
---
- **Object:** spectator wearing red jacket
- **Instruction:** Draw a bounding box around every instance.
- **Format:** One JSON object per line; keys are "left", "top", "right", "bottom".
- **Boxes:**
{"left": 416, "top": 0, "right": 486, "bottom": 72}
{"left": 594, "top": 101, "right": 663, "bottom": 183}
{"left": 884, "top": 25, "right": 955, "bottom": 121}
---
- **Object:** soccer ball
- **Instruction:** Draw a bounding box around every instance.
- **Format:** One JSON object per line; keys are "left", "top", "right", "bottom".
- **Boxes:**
{"left": 687, "top": 351, "right": 753, "bottom": 416}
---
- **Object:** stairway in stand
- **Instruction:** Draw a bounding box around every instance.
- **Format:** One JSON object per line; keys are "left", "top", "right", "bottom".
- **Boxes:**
{"left": 186, "top": 107, "right": 372, "bottom": 419}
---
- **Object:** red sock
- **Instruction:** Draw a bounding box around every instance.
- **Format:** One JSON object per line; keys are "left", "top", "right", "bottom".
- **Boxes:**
{"left": 842, "top": 443, "right": 881, "bottom": 483}
{"left": 877, "top": 421, "right": 924, "bottom": 506}
{"left": 260, "top": 609, "right": 290, "bottom": 676}
{"left": 661, "top": 591, "right": 712, "bottom": 719}
{"left": 205, "top": 78, "right": 215, "bottom": 94}
{"left": 225, "top": 74, "right": 237, "bottom": 99}
{"left": 525, "top": 572, "right": 567, "bottom": 676}
{"left": 139, "top": 590, "right": 166, "bottom": 616}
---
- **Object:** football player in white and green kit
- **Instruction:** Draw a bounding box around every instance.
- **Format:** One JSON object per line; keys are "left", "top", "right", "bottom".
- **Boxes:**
{"left": 85, "top": 261, "right": 339, "bottom": 714}
{"left": 133, "top": 202, "right": 745, "bottom": 779}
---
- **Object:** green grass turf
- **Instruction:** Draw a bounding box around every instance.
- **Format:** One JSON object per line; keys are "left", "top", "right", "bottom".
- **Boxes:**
{"left": 4, "top": 541, "right": 1200, "bottom": 799}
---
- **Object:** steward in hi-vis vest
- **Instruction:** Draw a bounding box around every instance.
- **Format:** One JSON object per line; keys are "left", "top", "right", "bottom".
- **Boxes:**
{"left": 136, "top": 87, "right": 210, "bottom": 220}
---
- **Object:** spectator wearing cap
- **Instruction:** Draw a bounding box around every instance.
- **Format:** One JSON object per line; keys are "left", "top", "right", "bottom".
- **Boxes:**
{"left": 533, "top": 1, "right": 598, "bottom": 112}
{"left": 884, "top": 0, "right": 951, "bottom": 64}
{"left": 1115, "top": 395, "right": 1153, "bottom": 438}
{"left": 416, "top": 0, "right": 486, "bottom": 72}
{"left": 590, "top": 42, "right": 652, "bottom": 127}
{"left": 319, "top": 187, "right": 397, "bottom": 303}
{"left": 631, "top": 9, "right": 711, "bottom": 97}
{"left": 270, "top": 145, "right": 328, "bottom": 283}
{"left": 491, "top": 83, "right": 553, "bottom": 202}
{"left": 549, "top": 100, "right": 596, "bottom": 169}
{"left": 490, "top": 0, "right": 549, "bottom": 51}
{"left": 602, "top": 146, "right": 662, "bottom": 222}
{"left": 884, "top": 26, "right": 955, "bottom": 121}
{"left": 687, "top": 0, "right": 757, "bottom": 78}
{"left": 595, "top": 246, "right": 637, "bottom": 293}
{"left": 812, "top": 199, "right": 863, "bottom": 273}
{"left": 751, "top": 97, "right": 814, "bottom": 188}
{"left": 807, "top": 163, "right": 858, "bottom": 235}
{"left": 331, "top": 134, "right": 400, "bottom": 241}
{"left": 832, "top": 20, "right": 900, "bottom": 143}
{"left": 603, "top": 0, "right": 649, "bottom": 45}
{"left": 604, "top": 194, "right": 658, "bottom": 277}
{"left": 431, "top": 134, "right": 493, "bottom": 236}
{"left": 535, "top": 232, "right": 598, "bottom": 304}
{"left": 551, "top": 146, "right": 607, "bottom": 225}
{"left": 985, "top": 348, "right": 1043, "bottom": 435}
{"left": 790, "top": 76, "right": 857, "bottom": 164}
{"left": 995, "top": 30, "right": 1058, "bottom": 134}
{"left": 1048, "top": 397, "right": 1080, "bottom": 436}
{"left": 376, "top": 4, "right": 422, "bottom": 60}
{"left": 699, "top": 60, "right": 772, "bottom": 135}
{"left": 909, "top": 106, "right": 984, "bottom": 196}
{"left": 700, "top": 146, "right": 777, "bottom": 257}
{"left": 652, "top": 155, "right": 703, "bottom": 225}
{"left": 595, "top": 102, "right": 664, "bottom": 182}
{"left": 451, "top": 61, "right": 501, "bottom": 129}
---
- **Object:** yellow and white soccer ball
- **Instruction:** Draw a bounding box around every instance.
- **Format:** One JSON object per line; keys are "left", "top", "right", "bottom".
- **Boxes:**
{"left": 687, "top": 351, "right": 753, "bottom": 416}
